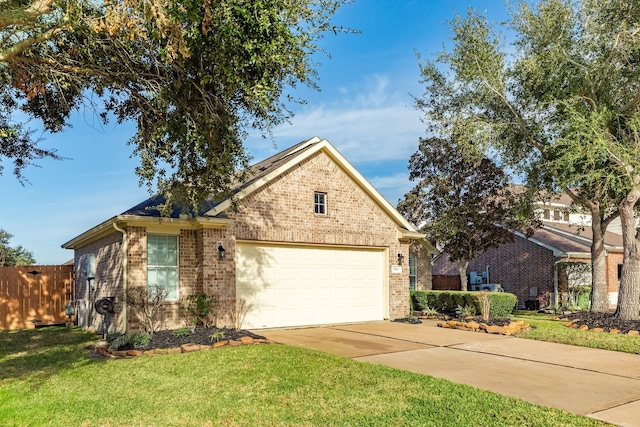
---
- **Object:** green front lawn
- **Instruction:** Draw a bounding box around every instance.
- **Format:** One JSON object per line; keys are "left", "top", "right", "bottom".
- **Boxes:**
{"left": 513, "top": 311, "right": 640, "bottom": 354}
{"left": 0, "top": 327, "right": 606, "bottom": 426}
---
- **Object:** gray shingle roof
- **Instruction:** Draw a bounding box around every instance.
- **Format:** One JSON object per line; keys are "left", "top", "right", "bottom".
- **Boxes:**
{"left": 121, "top": 137, "right": 321, "bottom": 218}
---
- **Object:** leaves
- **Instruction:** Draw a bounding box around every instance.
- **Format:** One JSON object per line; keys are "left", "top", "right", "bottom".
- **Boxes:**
{"left": 398, "top": 137, "right": 538, "bottom": 281}
{"left": 0, "top": 0, "right": 352, "bottom": 213}
{"left": 0, "top": 228, "right": 36, "bottom": 266}
{"left": 416, "top": 0, "right": 640, "bottom": 315}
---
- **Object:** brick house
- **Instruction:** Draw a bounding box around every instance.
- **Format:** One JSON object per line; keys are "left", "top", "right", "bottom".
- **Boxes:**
{"left": 62, "top": 137, "right": 436, "bottom": 334}
{"left": 433, "top": 222, "right": 623, "bottom": 309}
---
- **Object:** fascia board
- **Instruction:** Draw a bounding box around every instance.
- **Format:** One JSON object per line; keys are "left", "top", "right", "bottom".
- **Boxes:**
{"left": 398, "top": 229, "right": 426, "bottom": 240}
{"left": 397, "top": 229, "right": 438, "bottom": 254}
{"left": 61, "top": 216, "right": 119, "bottom": 250}
{"left": 561, "top": 252, "right": 593, "bottom": 259}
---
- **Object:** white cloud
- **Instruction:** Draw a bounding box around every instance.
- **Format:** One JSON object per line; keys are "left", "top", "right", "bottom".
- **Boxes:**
{"left": 368, "top": 172, "right": 414, "bottom": 206}
{"left": 246, "top": 74, "right": 423, "bottom": 164}
{"left": 245, "top": 74, "right": 424, "bottom": 207}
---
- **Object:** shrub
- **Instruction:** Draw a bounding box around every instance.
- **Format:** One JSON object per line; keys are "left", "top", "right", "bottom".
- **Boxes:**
{"left": 125, "top": 286, "right": 169, "bottom": 335}
{"left": 182, "top": 292, "right": 218, "bottom": 328}
{"left": 455, "top": 304, "right": 476, "bottom": 317}
{"left": 107, "top": 333, "right": 129, "bottom": 351}
{"left": 411, "top": 290, "right": 517, "bottom": 318}
{"left": 172, "top": 327, "right": 191, "bottom": 338}
{"left": 486, "top": 293, "right": 517, "bottom": 318}
{"left": 107, "top": 332, "right": 151, "bottom": 350}
{"left": 129, "top": 332, "right": 152, "bottom": 349}
{"left": 210, "top": 330, "right": 226, "bottom": 343}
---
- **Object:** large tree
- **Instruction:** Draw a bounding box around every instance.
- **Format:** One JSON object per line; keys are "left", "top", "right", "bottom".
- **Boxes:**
{"left": 0, "top": 228, "right": 36, "bottom": 266}
{"left": 417, "top": 0, "right": 640, "bottom": 319}
{"left": 1, "top": 0, "right": 351, "bottom": 211}
{"left": 398, "top": 137, "right": 537, "bottom": 291}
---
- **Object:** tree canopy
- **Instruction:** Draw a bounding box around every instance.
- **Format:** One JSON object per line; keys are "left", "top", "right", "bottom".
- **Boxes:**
{"left": 398, "top": 137, "right": 538, "bottom": 291}
{"left": 1, "top": 0, "right": 351, "bottom": 211}
{"left": 417, "top": 0, "right": 640, "bottom": 319}
{"left": 0, "top": 228, "right": 36, "bottom": 266}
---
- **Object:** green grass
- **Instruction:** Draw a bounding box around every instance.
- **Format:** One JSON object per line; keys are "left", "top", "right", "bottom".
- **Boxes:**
{"left": 513, "top": 311, "right": 640, "bottom": 354}
{"left": 0, "top": 327, "right": 606, "bottom": 426}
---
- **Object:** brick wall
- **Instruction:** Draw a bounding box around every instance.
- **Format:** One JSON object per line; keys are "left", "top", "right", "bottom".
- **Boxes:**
{"left": 606, "top": 252, "right": 623, "bottom": 294}
{"left": 75, "top": 150, "right": 419, "bottom": 331}
{"left": 469, "top": 235, "right": 557, "bottom": 307}
{"left": 226, "top": 151, "right": 411, "bottom": 321}
{"left": 74, "top": 231, "right": 123, "bottom": 333}
{"left": 410, "top": 241, "right": 432, "bottom": 290}
{"left": 434, "top": 235, "right": 557, "bottom": 308}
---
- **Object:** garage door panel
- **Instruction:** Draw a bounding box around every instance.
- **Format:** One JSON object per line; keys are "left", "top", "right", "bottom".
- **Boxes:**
{"left": 236, "top": 243, "right": 385, "bottom": 329}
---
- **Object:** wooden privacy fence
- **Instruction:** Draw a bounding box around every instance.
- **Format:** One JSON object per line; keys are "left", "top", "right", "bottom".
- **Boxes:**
{"left": 432, "top": 275, "right": 462, "bottom": 291}
{"left": 0, "top": 265, "right": 74, "bottom": 330}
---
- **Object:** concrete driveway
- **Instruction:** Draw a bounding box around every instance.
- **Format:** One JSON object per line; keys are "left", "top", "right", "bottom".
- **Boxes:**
{"left": 264, "top": 320, "right": 640, "bottom": 427}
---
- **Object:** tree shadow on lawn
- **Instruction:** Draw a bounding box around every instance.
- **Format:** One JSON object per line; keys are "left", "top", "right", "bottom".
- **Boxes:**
{"left": 0, "top": 327, "right": 102, "bottom": 386}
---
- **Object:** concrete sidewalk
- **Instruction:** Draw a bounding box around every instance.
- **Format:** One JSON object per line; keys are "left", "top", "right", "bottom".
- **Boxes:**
{"left": 264, "top": 320, "right": 640, "bottom": 427}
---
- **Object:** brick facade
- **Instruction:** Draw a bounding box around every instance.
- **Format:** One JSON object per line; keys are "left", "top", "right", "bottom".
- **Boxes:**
{"left": 73, "top": 148, "right": 424, "bottom": 333}
{"left": 433, "top": 234, "right": 557, "bottom": 308}
{"left": 410, "top": 241, "right": 433, "bottom": 291}
{"left": 606, "top": 252, "right": 623, "bottom": 294}
{"left": 433, "top": 235, "right": 625, "bottom": 309}
{"left": 74, "top": 231, "right": 124, "bottom": 333}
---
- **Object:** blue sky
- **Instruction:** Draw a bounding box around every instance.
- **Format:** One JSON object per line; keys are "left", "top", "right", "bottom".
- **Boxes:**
{"left": 0, "top": 0, "right": 510, "bottom": 264}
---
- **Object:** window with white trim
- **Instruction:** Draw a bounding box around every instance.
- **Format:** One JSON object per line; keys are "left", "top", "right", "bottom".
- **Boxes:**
{"left": 147, "top": 234, "right": 178, "bottom": 300}
{"left": 314, "top": 192, "right": 327, "bottom": 215}
{"left": 409, "top": 253, "right": 417, "bottom": 291}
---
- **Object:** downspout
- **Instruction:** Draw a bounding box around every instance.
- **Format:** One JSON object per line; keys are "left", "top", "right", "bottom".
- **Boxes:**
{"left": 113, "top": 222, "right": 128, "bottom": 333}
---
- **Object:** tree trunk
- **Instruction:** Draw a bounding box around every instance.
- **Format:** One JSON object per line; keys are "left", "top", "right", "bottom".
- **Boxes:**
{"left": 615, "top": 189, "right": 640, "bottom": 320}
{"left": 457, "top": 260, "right": 470, "bottom": 292}
{"left": 590, "top": 208, "right": 610, "bottom": 312}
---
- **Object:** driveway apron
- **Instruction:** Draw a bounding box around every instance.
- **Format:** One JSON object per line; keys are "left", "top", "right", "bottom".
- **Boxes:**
{"left": 264, "top": 320, "right": 640, "bottom": 427}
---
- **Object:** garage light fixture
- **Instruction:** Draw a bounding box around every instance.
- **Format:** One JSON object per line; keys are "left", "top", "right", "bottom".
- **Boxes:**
{"left": 397, "top": 252, "right": 404, "bottom": 264}
{"left": 218, "top": 245, "right": 226, "bottom": 259}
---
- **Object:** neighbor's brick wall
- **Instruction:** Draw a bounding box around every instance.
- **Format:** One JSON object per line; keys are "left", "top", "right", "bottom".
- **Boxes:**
{"left": 74, "top": 231, "right": 124, "bottom": 333}
{"left": 468, "top": 235, "right": 556, "bottom": 308}
{"left": 224, "top": 151, "right": 411, "bottom": 321}
{"left": 433, "top": 254, "right": 459, "bottom": 275}
{"left": 434, "top": 235, "right": 556, "bottom": 308}
{"left": 607, "top": 252, "right": 623, "bottom": 293}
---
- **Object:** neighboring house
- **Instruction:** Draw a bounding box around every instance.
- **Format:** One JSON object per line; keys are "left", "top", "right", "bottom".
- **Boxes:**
{"left": 433, "top": 222, "right": 623, "bottom": 309}
{"left": 62, "top": 137, "right": 437, "bottom": 334}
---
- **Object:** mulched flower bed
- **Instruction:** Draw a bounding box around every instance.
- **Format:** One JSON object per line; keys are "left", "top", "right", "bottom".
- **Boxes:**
{"left": 563, "top": 312, "right": 640, "bottom": 334}
{"left": 114, "top": 327, "right": 266, "bottom": 351}
{"left": 149, "top": 327, "right": 266, "bottom": 349}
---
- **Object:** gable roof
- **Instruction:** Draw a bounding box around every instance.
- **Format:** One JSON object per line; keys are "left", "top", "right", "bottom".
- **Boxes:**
{"left": 434, "top": 221, "right": 623, "bottom": 273}
{"left": 63, "top": 137, "right": 435, "bottom": 252}
{"left": 514, "top": 221, "right": 623, "bottom": 257}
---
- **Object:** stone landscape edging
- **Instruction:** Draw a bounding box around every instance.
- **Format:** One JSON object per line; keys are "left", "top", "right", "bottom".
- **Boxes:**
{"left": 562, "top": 319, "right": 640, "bottom": 336}
{"left": 436, "top": 319, "right": 530, "bottom": 336}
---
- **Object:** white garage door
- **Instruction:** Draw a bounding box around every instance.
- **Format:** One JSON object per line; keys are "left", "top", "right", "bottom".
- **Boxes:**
{"left": 236, "top": 242, "right": 387, "bottom": 329}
